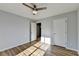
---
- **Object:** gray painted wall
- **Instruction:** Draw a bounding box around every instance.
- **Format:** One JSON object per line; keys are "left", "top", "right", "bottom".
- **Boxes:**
{"left": 77, "top": 8, "right": 79, "bottom": 54}
{"left": 0, "top": 10, "right": 31, "bottom": 51}
{"left": 37, "top": 11, "right": 78, "bottom": 50}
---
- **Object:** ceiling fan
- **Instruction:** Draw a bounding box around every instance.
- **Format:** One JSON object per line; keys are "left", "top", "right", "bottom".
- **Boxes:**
{"left": 22, "top": 3, "right": 47, "bottom": 15}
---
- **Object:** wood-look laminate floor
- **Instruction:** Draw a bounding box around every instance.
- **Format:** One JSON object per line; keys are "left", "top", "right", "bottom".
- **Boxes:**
{"left": 0, "top": 40, "right": 78, "bottom": 56}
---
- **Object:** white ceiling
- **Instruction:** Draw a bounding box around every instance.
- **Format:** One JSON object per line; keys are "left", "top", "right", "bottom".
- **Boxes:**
{"left": 0, "top": 3, "right": 79, "bottom": 20}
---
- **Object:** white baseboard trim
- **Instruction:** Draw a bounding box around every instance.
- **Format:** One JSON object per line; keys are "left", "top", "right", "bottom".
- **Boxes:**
{"left": 0, "top": 41, "right": 29, "bottom": 52}
{"left": 48, "top": 44, "right": 79, "bottom": 54}
{"left": 51, "top": 44, "right": 78, "bottom": 52}
{"left": 66, "top": 47, "right": 78, "bottom": 52}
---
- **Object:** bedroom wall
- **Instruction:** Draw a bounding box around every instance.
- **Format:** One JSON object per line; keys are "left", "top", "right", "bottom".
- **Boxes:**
{"left": 77, "top": 9, "right": 79, "bottom": 53}
{"left": 37, "top": 11, "right": 78, "bottom": 51}
{"left": 0, "top": 10, "right": 31, "bottom": 51}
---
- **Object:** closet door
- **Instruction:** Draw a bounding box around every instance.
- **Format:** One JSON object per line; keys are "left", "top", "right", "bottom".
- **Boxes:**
{"left": 53, "top": 18, "right": 67, "bottom": 47}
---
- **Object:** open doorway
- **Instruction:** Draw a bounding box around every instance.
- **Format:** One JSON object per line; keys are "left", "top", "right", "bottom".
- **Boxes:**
{"left": 36, "top": 23, "right": 41, "bottom": 41}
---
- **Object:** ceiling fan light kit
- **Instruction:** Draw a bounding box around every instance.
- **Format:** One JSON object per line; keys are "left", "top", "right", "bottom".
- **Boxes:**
{"left": 22, "top": 3, "right": 47, "bottom": 15}
{"left": 33, "top": 10, "right": 37, "bottom": 15}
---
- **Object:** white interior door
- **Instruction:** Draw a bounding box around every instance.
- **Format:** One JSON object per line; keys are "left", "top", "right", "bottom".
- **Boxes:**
{"left": 31, "top": 22, "right": 36, "bottom": 41}
{"left": 53, "top": 18, "right": 67, "bottom": 47}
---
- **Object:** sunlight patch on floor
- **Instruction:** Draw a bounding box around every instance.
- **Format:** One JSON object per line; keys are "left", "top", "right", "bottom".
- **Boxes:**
{"left": 26, "top": 46, "right": 37, "bottom": 53}
{"left": 41, "top": 37, "right": 51, "bottom": 44}
{"left": 31, "top": 49, "right": 45, "bottom": 56}
{"left": 40, "top": 44, "right": 50, "bottom": 51}
{"left": 16, "top": 41, "right": 50, "bottom": 56}
{"left": 33, "top": 41, "right": 44, "bottom": 47}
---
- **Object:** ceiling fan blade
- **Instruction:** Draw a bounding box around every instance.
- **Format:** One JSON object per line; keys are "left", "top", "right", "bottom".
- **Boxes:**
{"left": 22, "top": 3, "right": 34, "bottom": 10}
{"left": 36, "top": 7, "right": 47, "bottom": 11}
{"left": 31, "top": 3, "right": 36, "bottom": 8}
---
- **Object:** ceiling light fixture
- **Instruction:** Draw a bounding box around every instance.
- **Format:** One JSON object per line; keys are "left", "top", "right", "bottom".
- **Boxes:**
{"left": 33, "top": 10, "right": 37, "bottom": 15}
